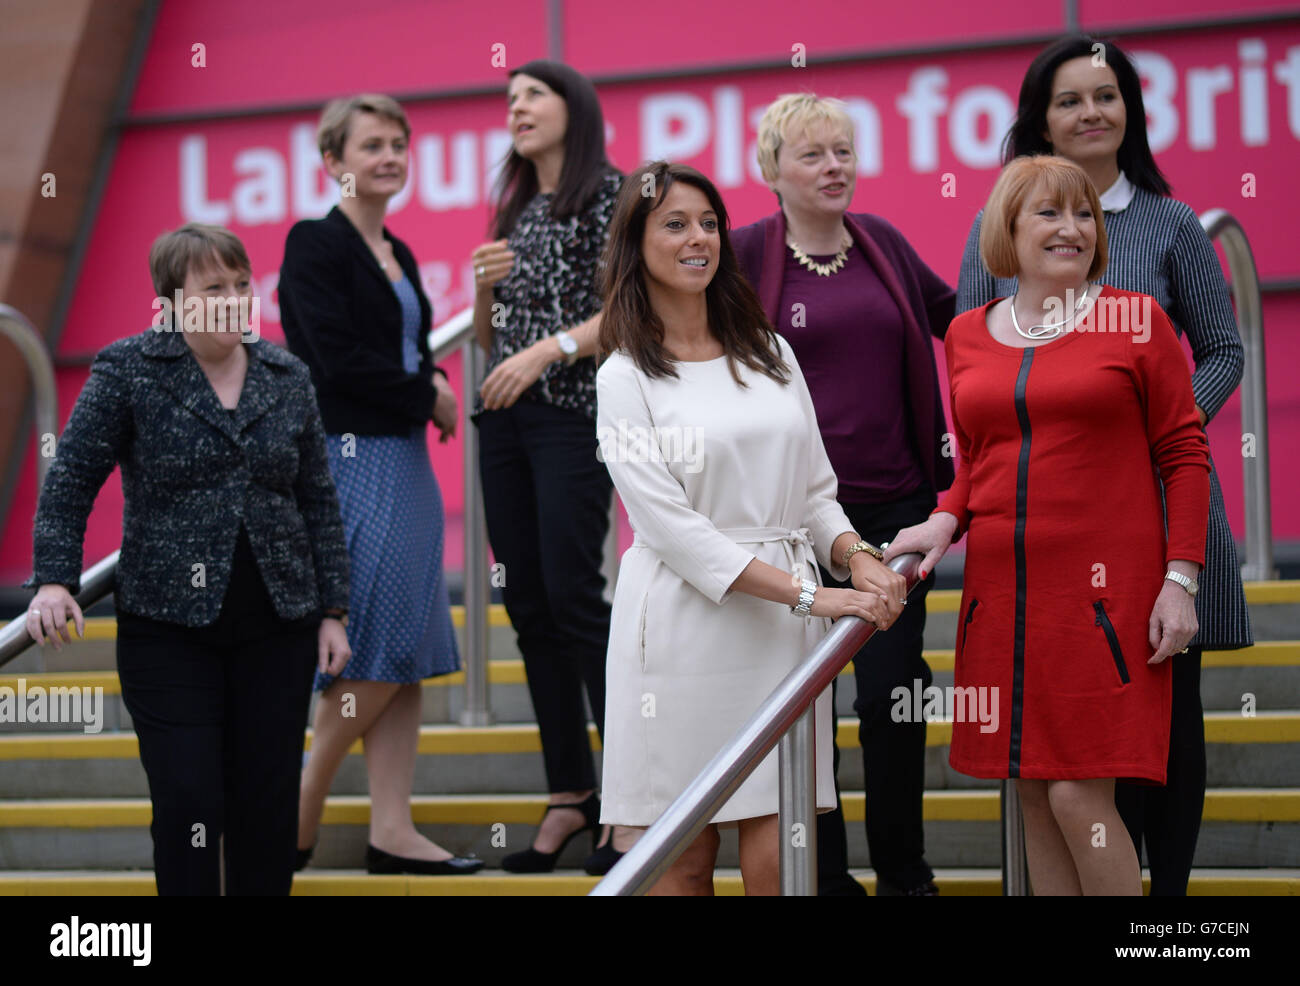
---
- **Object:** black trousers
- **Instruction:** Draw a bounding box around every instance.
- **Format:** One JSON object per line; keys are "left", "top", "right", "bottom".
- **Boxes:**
{"left": 476, "top": 400, "right": 612, "bottom": 793}
{"left": 817, "top": 489, "right": 936, "bottom": 893}
{"left": 116, "top": 528, "right": 317, "bottom": 896}
{"left": 1115, "top": 646, "right": 1206, "bottom": 895}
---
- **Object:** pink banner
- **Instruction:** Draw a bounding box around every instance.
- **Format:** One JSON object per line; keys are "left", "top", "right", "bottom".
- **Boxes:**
{"left": 5, "top": 18, "right": 1297, "bottom": 580}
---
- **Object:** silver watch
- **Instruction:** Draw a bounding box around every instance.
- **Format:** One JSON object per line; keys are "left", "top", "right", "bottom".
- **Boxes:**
{"left": 554, "top": 330, "right": 579, "bottom": 366}
{"left": 1164, "top": 571, "right": 1199, "bottom": 597}
{"left": 791, "top": 578, "right": 817, "bottom": 617}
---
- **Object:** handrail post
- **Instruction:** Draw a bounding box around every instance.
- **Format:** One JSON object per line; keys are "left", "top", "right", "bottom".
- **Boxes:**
{"left": 459, "top": 336, "right": 492, "bottom": 726}
{"left": 0, "top": 304, "right": 58, "bottom": 505}
{"left": 778, "top": 703, "right": 817, "bottom": 895}
{"left": 1199, "top": 210, "right": 1275, "bottom": 580}
{"left": 1001, "top": 780, "right": 1029, "bottom": 895}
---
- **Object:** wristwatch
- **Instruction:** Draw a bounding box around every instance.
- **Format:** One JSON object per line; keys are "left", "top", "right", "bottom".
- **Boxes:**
{"left": 791, "top": 578, "right": 817, "bottom": 617}
{"left": 842, "top": 539, "right": 884, "bottom": 566}
{"left": 1164, "top": 571, "right": 1199, "bottom": 597}
{"left": 553, "top": 330, "right": 579, "bottom": 366}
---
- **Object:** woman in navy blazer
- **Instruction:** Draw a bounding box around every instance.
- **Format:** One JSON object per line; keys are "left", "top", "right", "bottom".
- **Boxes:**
{"left": 278, "top": 94, "right": 476, "bottom": 875}
{"left": 27, "top": 223, "right": 351, "bottom": 895}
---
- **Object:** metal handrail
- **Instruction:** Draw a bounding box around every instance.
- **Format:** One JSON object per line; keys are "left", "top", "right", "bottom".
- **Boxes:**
{"left": 592, "top": 551, "right": 924, "bottom": 896}
{"left": 1200, "top": 209, "right": 1274, "bottom": 580}
{"left": 0, "top": 550, "right": 119, "bottom": 669}
{"left": 0, "top": 305, "right": 59, "bottom": 514}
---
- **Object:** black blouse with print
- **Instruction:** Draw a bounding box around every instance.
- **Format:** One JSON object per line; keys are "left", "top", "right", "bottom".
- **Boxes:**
{"left": 476, "top": 169, "right": 622, "bottom": 420}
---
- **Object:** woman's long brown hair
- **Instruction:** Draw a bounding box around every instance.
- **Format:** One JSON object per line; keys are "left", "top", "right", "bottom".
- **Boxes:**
{"left": 599, "top": 161, "right": 788, "bottom": 388}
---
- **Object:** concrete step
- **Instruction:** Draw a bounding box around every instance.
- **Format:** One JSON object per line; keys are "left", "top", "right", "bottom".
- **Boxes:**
{"left": 6, "top": 580, "right": 1297, "bottom": 675}
{"left": 1, "top": 789, "right": 1296, "bottom": 871}
{"left": 3, "top": 641, "right": 1298, "bottom": 737}
{"left": 2, "top": 713, "right": 1297, "bottom": 798}
{"left": 0, "top": 867, "right": 1296, "bottom": 896}
{"left": 4, "top": 712, "right": 1298, "bottom": 797}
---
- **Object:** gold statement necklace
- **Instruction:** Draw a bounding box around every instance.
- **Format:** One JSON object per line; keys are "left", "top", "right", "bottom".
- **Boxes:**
{"left": 786, "top": 227, "right": 852, "bottom": 277}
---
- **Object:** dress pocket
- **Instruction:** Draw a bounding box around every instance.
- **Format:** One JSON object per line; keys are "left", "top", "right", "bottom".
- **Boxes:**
{"left": 637, "top": 560, "right": 662, "bottom": 672}
{"left": 958, "top": 598, "right": 979, "bottom": 656}
{"left": 1093, "top": 600, "right": 1130, "bottom": 685}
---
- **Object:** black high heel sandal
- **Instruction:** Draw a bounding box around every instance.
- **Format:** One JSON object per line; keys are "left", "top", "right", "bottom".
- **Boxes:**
{"left": 501, "top": 791, "right": 600, "bottom": 873}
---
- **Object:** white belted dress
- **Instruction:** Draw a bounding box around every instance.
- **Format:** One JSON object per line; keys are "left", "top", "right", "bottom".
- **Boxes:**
{"left": 596, "top": 335, "right": 855, "bottom": 826}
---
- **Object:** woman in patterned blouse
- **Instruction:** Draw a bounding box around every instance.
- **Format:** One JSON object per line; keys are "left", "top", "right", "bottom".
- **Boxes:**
{"left": 956, "top": 36, "right": 1252, "bottom": 896}
{"left": 469, "top": 60, "right": 623, "bottom": 874}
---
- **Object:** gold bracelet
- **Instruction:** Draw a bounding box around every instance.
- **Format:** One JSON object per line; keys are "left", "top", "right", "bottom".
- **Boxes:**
{"left": 842, "top": 540, "right": 884, "bottom": 566}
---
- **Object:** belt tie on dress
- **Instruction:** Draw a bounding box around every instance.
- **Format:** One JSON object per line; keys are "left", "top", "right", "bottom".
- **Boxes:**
{"left": 718, "top": 526, "right": 817, "bottom": 582}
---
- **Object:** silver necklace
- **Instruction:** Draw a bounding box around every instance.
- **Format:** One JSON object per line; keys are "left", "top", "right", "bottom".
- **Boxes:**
{"left": 786, "top": 227, "right": 852, "bottom": 277}
{"left": 1010, "top": 283, "right": 1093, "bottom": 340}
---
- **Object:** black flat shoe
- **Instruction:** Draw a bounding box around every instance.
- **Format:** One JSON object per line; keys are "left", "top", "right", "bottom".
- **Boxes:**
{"left": 365, "top": 844, "right": 485, "bottom": 875}
{"left": 582, "top": 840, "right": 624, "bottom": 876}
{"left": 294, "top": 845, "right": 314, "bottom": 872}
{"left": 501, "top": 792, "right": 600, "bottom": 874}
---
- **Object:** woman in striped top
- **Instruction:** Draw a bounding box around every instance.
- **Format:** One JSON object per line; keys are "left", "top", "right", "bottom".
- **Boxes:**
{"left": 956, "top": 35, "right": 1252, "bottom": 896}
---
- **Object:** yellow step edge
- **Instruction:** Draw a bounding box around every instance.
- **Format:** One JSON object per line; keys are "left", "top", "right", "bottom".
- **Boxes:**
{"left": 4, "top": 712, "right": 1299, "bottom": 760}
{"left": 9, "top": 641, "right": 1300, "bottom": 696}
{"left": 2, "top": 788, "right": 1296, "bottom": 828}
{"left": 1, "top": 871, "right": 1295, "bottom": 896}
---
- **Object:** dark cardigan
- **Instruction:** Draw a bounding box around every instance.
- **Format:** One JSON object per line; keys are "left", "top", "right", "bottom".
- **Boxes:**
{"left": 28, "top": 330, "right": 350, "bottom": 626}
{"left": 730, "top": 210, "right": 957, "bottom": 496}
{"left": 278, "top": 206, "right": 444, "bottom": 436}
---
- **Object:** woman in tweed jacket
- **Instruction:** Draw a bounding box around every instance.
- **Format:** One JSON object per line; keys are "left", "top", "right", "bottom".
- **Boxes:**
{"left": 956, "top": 36, "right": 1252, "bottom": 896}
{"left": 26, "top": 224, "right": 351, "bottom": 895}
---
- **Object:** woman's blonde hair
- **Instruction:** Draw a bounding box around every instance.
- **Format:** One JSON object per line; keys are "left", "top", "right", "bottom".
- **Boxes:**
{"left": 755, "top": 93, "right": 855, "bottom": 184}
{"left": 316, "top": 93, "right": 410, "bottom": 162}
{"left": 980, "top": 155, "right": 1108, "bottom": 280}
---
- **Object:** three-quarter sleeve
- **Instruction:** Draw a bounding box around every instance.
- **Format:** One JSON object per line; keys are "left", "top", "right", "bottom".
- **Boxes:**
{"left": 933, "top": 328, "right": 973, "bottom": 538}
{"left": 280, "top": 222, "right": 436, "bottom": 425}
{"left": 27, "top": 341, "right": 136, "bottom": 593}
{"left": 1131, "top": 298, "right": 1211, "bottom": 566}
{"left": 779, "top": 338, "right": 855, "bottom": 581}
{"left": 596, "top": 356, "right": 755, "bottom": 605}
{"left": 956, "top": 210, "right": 997, "bottom": 315}
{"left": 291, "top": 369, "right": 351, "bottom": 612}
{"left": 1166, "top": 207, "right": 1244, "bottom": 421}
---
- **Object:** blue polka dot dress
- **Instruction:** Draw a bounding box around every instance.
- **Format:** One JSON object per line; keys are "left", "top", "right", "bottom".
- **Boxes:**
{"left": 316, "top": 273, "right": 460, "bottom": 689}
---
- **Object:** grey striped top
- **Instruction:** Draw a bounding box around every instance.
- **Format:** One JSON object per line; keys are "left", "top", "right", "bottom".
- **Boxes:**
{"left": 955, "top": 185, "right": 1252, "bottom": 650}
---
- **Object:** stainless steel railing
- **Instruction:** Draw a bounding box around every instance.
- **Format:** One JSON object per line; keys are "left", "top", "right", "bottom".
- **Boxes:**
{"left": 591, "top": 551, "right": 924, "bottom": 896}
{"left": 0, "top": 305, "right": 59, "bottom": 513}
{"left": 1200, "top": 209, "right": 1274, "bottom": 581}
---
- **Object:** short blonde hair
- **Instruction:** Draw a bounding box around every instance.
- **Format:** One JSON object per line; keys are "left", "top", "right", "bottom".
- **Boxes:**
{"left": 980, "top": 156, "right": 1108, "bottom": 280}
{"left": 755, "top": 93, "right": 855, "bottom": 184}
{"left": 316, "top": 93, "right": 411, "bottom": 162}
{"left": 149, "top": 223, "right": 250, "bottom": 299}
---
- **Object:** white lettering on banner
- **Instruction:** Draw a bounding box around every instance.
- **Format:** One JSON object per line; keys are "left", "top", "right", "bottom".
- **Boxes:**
{"left": 175, "top": 40, "right": 1299, "bottom": 228}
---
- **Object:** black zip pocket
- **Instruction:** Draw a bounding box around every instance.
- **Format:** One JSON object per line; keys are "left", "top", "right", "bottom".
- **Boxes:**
{"left": 1093, "top": 601, "right": 1130, "bottom": 685}
{"left": 959, "top": 598, "right": 979, "bottom": 654}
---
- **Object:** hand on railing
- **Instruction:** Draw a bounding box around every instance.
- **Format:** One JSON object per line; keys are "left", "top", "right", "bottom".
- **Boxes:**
{"left": 810, "top": 586, "right": 895, "bottom": 628}
{"left": 884, "top": 512, "right": 958, "bottom": 580}
{"left": 25, "top": 584, "right": 85, "bottom": 652}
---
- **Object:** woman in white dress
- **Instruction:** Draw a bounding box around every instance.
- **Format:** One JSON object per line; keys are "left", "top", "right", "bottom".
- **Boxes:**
{"left": 595, "top": 162, "right": 907, "bottom": 895}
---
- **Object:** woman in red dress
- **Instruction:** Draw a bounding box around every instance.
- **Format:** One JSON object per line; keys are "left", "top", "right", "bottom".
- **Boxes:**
{"left": 886, "top": 156, "right": 1209, "bottom": 895}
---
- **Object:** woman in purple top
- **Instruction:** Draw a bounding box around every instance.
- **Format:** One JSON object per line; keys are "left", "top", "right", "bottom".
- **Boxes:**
{"left": 730, "top": 93, "right": 956, "bottom": 896}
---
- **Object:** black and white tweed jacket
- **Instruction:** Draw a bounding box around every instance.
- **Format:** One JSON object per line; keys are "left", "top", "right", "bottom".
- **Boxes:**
{"left": 27, "top": 329, "right": 350, "bottom": 627}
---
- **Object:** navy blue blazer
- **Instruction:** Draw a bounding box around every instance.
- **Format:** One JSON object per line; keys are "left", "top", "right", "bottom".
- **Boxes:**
{"left": 28, "top": 329, "right": 350, "bottom": 627}
{"left": 279, "top": 206, "right": 443, "bottom": 436}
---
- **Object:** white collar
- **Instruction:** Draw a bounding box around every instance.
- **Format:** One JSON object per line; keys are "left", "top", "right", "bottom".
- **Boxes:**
{"left": 1098, "top": 171, "right": 1136, "bottom": 213}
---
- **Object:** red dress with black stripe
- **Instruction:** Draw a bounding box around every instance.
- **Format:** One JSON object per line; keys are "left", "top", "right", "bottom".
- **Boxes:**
{"left": 936, "top": 286, "right": 1210, "bottom": 783}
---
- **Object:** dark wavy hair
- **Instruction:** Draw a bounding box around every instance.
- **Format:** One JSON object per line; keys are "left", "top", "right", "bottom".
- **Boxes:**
{"left": 599, "top": 161, "right": 788, "bottom": 387}
{"left": 490, "top": 60, "right": 618, "bottom": 239}
{"left": 1001, "top": 36, "right": 1172, "bottom": 196}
